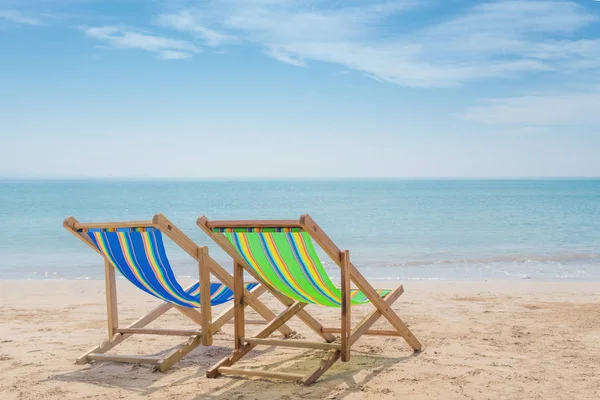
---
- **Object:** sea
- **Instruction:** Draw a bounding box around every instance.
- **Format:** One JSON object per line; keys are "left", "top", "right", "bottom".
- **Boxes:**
{"left": 1, "top": 179, "right": 599, "bottom": 281}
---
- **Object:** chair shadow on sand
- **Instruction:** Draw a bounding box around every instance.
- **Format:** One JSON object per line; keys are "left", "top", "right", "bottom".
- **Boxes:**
{"left": 192, "top": 351, "right": 419, "bottom": 400}
{"left": 47, "top": 343, "right": 278, "bottom": 396}
{"left": 48, "top": 342, "right": 418, "bottom": 399}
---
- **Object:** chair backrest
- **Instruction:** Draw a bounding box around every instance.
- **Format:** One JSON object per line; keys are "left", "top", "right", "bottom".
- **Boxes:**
{"left": 215, "top": 227, "right": 389, "bottom": 307}
{"left": 85, "top": 227, "right": 257, "bottom": 307}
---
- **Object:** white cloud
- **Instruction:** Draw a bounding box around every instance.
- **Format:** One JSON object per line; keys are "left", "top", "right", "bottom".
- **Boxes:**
{"left": 426, "top": 1, "right": 594, "bottom": 37}
{"left": 460, "top": 89, "right": 600, "bottom": 126}
{"left": 265, "top": 46, "right": 305, "bottom": 66}
{"left": 0, "top": 10, "right": 42, "bottom": 25}
{"left": 415, "top": 2, "right": 600, "bottom": 76}
{"left": 155, "top": 0, "right": 600, "bottom": 87}
{"left": 155, "top": 10, "right": 234, "bottom": 47}
{"left": 83, "top": 25, "right": 199, "bottom": 60}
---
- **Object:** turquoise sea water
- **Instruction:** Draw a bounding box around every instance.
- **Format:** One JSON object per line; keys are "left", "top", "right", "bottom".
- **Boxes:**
{"left": 0, "top": 179, "right": 599, "bottom": 281}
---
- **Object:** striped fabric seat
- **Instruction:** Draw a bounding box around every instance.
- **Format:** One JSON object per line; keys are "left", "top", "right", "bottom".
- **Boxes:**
{"left": 86, "top": 227, "right": 257, "bottom": 308}
{"left": 216, "top": 228, "right": 390, "bottom": 307}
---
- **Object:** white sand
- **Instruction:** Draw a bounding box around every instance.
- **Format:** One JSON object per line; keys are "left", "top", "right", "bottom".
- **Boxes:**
{"left": 1, "top": 279, "right": 599, "bottom": 399}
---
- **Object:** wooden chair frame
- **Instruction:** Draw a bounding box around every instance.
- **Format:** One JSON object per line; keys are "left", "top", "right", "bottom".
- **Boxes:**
{"left": 197, "top": 214, "right": 421, "bottom": 385}
{"left": 63, "top": 214, "right": 293, "bottom": 372}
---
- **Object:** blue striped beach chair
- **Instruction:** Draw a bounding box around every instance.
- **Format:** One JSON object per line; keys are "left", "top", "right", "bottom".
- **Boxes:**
{"left": 64, "top": 214, "right": 293, "bottom": 372}
{"left": 197, "top": 214, "right": 421, "bottom": 385}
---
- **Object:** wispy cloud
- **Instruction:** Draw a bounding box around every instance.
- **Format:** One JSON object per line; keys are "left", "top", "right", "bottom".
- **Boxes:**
{"left": 82, "top": 26, "right": 199, "bottom": 60}
{"left": 416, "top": 2, "right": 599, "bottom": 75}
{"left": 264, "top": 46, "right": 305, "bottom": 66}
{"left": 155, "top": 10, "right": 234, "bottom": 47}
{"left": 0, "top": 10, "right": 42, "bottom": 25}
{"left": 460, "top": 88, "right": 600, "bottom": 126}
{"left": 156, "top": 0, "right": 599, "bottom": 87}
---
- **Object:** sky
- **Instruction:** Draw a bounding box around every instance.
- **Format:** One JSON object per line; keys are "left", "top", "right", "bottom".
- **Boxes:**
{"left": 1, "top": 0, "right": 599, "bottom": 179}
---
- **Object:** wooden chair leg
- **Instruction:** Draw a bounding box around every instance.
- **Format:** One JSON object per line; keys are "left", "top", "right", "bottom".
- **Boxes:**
{"left": 104, "top": 259, "right": 118, "bottom": 339}
{"left": 198, "top": 246, "right": 213, "bottom": 346}
{"left": 234, "top": 261, "right": 245, "bottom": 349}
{"left": 340, "top": 250, "right": 351, "bottom": 362}
{"left": 153, "top": 336, "right": 202, "bottom": 372}
{"left": 301, "top": 349, "right": 342, "bottom": 385}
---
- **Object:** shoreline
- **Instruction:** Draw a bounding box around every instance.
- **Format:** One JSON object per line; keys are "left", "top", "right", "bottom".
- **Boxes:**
{"left": 4, "top": 276, "right": 600, "bottom": 284}
{"left": 4, "top": 278, "right": 600, "bottom": 295}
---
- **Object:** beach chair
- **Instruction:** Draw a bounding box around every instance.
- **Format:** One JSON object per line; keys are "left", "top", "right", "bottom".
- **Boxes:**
{"left": 197, "top": 214, "right": 422, "bottom": 385}
{"left": 63, "top": 214, "right": 293, "bottom": 372}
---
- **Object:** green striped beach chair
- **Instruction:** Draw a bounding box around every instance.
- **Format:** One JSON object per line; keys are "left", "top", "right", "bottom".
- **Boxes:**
{"left": 64, "top": 214, "right": 292, "bottom": 372}
{"left": 197, "top": 214, "right": 421, "bottom": 385}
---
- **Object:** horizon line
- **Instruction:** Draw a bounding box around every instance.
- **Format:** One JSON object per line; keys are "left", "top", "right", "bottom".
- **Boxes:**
{"left": 1, "top": 176, "right": 599, "bottom": 182}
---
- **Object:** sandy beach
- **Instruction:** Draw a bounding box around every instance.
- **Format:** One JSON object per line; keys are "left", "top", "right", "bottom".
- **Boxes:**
{"left": 1, "top": 279, "right": 599, "bottom": 399}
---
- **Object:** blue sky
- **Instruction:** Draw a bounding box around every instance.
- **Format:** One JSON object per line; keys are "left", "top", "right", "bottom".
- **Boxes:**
{"left": 1, "top": 0, "right": 599, "bottom": 178}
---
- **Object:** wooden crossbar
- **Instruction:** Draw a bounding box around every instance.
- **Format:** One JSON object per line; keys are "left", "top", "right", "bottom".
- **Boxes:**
{"left": 206, "top": 220, "right": 303, "bottom": 229}
{"left": 218, "top": 367, "right": 303, "bottom": 381}
{"left": 74, "top": 221, "right": 154, "bottom": 230}
{"left": 224, "top": 320, "right": 266, "bottom": 325}
{"left": 321, "top": 328, "right": 401, "bottom": 337}
{"left": 115, "top": 328, "right": 202, "bottom": 336}
{"left": 243, "top": 338, "right": 341, "bottom": 351}
{"left": 87, "top": 354, "right": 160, "bottom": 364}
